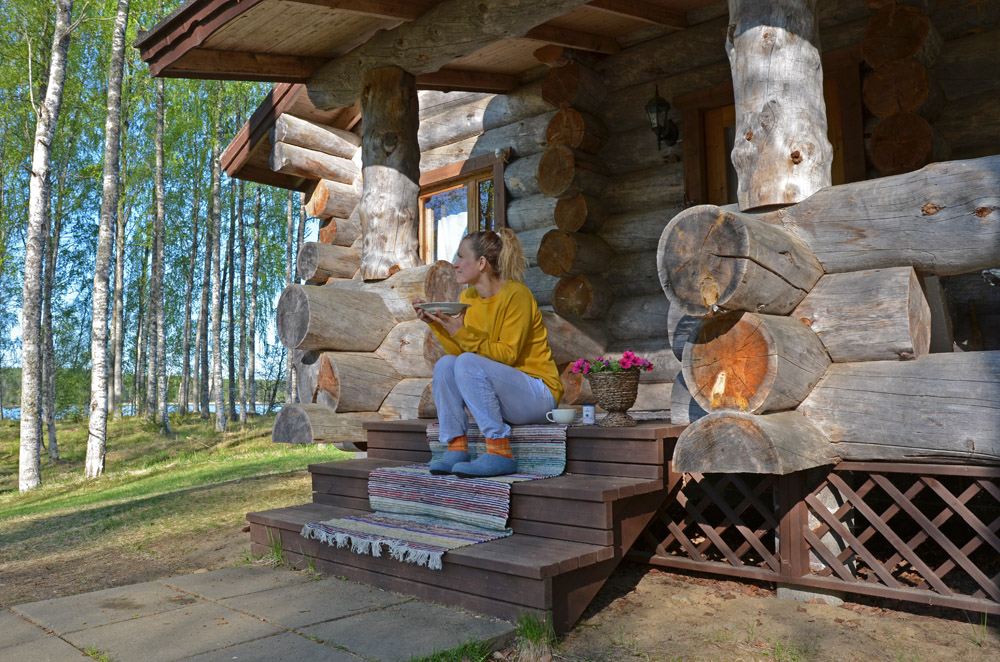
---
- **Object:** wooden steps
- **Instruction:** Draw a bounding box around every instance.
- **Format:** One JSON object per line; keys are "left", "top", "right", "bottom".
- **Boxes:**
{"left": 248, "top": 420, "right": 683, "bottom": 634}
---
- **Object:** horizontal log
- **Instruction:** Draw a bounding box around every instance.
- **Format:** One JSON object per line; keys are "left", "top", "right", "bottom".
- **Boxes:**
{"left": 537, "top": 144, "right": 608, "bottom": 199}
{"left": 418, "top": 90, "right": 490, "bottom": 120}
{"left": 272, "top": 114, "right": 361, "bottom": 160}
{"left": 316, "top": 352, "right": 400, "bottom": 412}
{"left": 931, "top": 28, "right": 1000, "bottom": 102}
{"left": 791, "top": 267, "right": 931, "bottom": 362}
{"left": 552, "top": 273, "right": 612, "bottom": 319}
{"left": 600, "top": 163, "right": 684, "bottom": 214}
{"left": 560, "top": 363, "right": 595, "bottom": 406}
{"left": 869, "top": 111, "right": 949, "bottom": 176}
{"left": 537, "top": 230, "right": 611, "bottom": 277}
{"left": 862, "top": 4, "right": 942, "bottom": 69}
{"left": 273, "top": 403, "right": 382, "bottom": 444}
{"left": 374, "top": 319, "right": 445, "bottom": 377}
{"left": 418, "top": 112, "right": 551, "bottom": 172}
{"left": 769, "top": 155, "right": 1000, "bottom": 275}
{"left": 599, "top": 207, "right": 680, "bottom": 254}
{"left": 506, "top": 194, "right": 558, "bottom": 233}
{"left": 271, "top": 141, "right": 359, "bottom": 184}
{"left": 277, "top": 285, "right": 396, "bottom": 352}
{"left": 541, "top": 60, "right": 606, "bottom": 114}
{"left": 545, "top": 107, "right": 609, "bottom": 154}
{"left": 329, "top": 260, "right": 459, "bottom": 322}
{"left": 305, "top": 179, "right": 361, "bottom": 220}
{"left": 682, "top": 312, "right": 831, "bottom": 415}
{"left": 297, "top": 242, "right": 360, "bottom": 283}
{"left": 542, "top": 309, "right": 609, "bottom": 366}
{"left": 632, "top": 382, "right": 673, "bottom": 413}
{"left": 658, "top": 205, "right": 824, "bottom": 317}
{"left": 599, "top": 124, "right": 683, "bottom": 175}
{"left": 936, "top": 90, "right": 1000, "bottom": 161}
{"left": 554, "top": 193, "right": 604, "bottom": 234}
{"left": 378, "top": 378, "right": 437, "bottom": 419}
{"left": 606, "top": 338, "right": 680, "bottom": 384}
{"left": 417, "top": 80, "right": 552, "bottom": 152}
{"left": 669, "top": 371, "right": 707, "bottom": 425}
{"left": 294, "top": 350, "right": 321, "bottom": 404}
{"left": 862, "top": 59, "right": 944, "bottom": 119}
{"left": 672, "top": 410, "right": 837, "bottom": 475}
{"left": 317, "top": 209, "right": 363, "bottom": 247}
{"left": 504, "top": 152, "right": 543, "bottom": 198}
{"left": 606, "top": 294, "right": 670, "bottom": 341}
{"left": 522, "top": 266, "right": 560, "bottom": 306}
{"left": 519, "top": 226, "right": 557, "bottom": 268}
{"left": 797, "top": 351, "right": 1000, "bottom": 464}
{"left": 602, "top": 250, "right": 661, "bottom": 297}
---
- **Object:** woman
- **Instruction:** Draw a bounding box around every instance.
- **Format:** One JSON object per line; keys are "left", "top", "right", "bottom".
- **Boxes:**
{"left": 413, "top": 228, "right": 564, "bottom": 478}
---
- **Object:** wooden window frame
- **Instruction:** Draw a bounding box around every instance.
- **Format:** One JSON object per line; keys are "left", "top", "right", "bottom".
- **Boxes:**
{"left": 673, "top": 48, "right": 866, "bottom": 207}
{"left": 418, "top": 151, "right": 507, "bottom": 263}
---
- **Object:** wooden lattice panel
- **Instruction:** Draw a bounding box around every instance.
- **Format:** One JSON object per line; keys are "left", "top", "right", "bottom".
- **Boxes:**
{"left": 632, "top": 462, "right": 1000, "bottom": 615}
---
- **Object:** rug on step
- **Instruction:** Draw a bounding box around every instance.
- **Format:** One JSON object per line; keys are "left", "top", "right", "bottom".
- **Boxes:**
{"left": 300, "top": 423, "right": 567, "bottom": 570}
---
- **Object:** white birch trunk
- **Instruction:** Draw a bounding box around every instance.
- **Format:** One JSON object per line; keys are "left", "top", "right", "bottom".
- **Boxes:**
{"left": 198, "top": 187, "right": 212, "bottom": 419}
{"left": 249, "top": 186, "right": 260, "bottom": 414}
{"left": 23, "top": 0, "right": 72, "bottom": 490}
{"left": 153, "top": 76, "right": 169, "bottom": 434}
{"left": 238, "top": 180, "right": 247, "bottom": 423}
{"left": 227, "top": 181, "right": 236, "bottom": 419}
{"left": 285, "top": 191, "right": 295, "bottom": 404}
{"left": 210, "top": 83, "right": 226, "bottom": 432}
{"left": 180, "top": 181, "right": 200, "bottom": 414}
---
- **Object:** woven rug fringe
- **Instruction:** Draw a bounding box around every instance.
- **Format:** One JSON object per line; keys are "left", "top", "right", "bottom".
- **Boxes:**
{"left": 301, "top": 523, "right": 443, "bottom": 570}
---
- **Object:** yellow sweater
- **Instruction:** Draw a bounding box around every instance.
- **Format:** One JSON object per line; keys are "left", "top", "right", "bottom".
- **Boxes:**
{"left": 430, "top": 280, "right": 564, "bottom": 405}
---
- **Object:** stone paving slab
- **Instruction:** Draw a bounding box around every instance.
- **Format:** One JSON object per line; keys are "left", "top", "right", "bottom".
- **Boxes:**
{"left": 11, "top": 581, "right": 199, "bottom": 634}
{"left": 158, "top": 565, "right": 311, "bottom": 600}
{"left": 0, "top": 609, "right": 51, "bottom": 647}
{"left": 62, "top": 600, "right": 281, "bottom": 662}
{"left": 181, "top": 632, "right": 366, "bottom": 662}
{"left": 300, "top": 600, "right": 517, "bottom": 662}
{"left": 0, "top": 635, "right": 89, "bottom": 662}
{"left": 219, "top": 576, "right": 413, "bottom": 629}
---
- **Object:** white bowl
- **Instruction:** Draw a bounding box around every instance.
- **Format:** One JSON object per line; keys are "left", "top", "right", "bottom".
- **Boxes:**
{"left": 416, "top": 301, "right": 469, "bottom": 315}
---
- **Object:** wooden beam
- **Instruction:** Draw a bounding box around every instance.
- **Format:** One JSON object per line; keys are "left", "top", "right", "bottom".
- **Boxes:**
{"left": 166, "top": 48, "right": 325, "bottom": 82}
{"left": 416, "top": 69, "right": 518, "bottom": 93}
{"left": 286, "top": 0, "right": 428, "bottom": 21}
{"left": 305, "top": 0, "right": 593, "bottom": 110}
{"left": 587, "top": 0, "right": 687, "bottom": 30}
{"left": 524, "top": 24, "right": 621, "bottom": 55}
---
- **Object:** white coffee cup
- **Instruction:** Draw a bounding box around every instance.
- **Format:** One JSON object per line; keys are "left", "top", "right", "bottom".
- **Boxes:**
{"left": 545, "top": 408, "right": 576, "bottom": 424}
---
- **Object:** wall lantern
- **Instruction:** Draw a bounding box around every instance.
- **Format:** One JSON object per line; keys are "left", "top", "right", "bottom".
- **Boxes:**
{"left": 645, "top": 86, "right": 678, "bottom": 150}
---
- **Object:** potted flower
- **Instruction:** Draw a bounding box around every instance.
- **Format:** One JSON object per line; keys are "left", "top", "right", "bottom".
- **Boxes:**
{"left": 570, "top": 351, "right": 654, "bottom": 427}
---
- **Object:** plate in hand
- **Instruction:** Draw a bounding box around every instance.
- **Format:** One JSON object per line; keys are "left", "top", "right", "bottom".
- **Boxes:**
{"left": 416, "top": 302, "right": 469, "bottom": 316}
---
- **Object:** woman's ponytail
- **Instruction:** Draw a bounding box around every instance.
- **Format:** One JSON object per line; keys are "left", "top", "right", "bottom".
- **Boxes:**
{"left": 496, "top": 228, "right": 526, "bottom": 282}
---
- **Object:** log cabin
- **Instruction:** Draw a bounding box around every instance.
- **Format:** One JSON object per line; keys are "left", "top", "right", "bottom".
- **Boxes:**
{"left": 138, "top": 0, "right": 1000, "bottom": 633}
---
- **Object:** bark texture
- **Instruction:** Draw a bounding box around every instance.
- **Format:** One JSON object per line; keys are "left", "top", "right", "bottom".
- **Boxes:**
{"left": 725, "top": 0, "right": 833, "bottom": 209}
{"left": 359, "top": 67, "right": 421, "bottom": 280}
{"left": 210, "top": 83, "right": 226, "bottom": 431}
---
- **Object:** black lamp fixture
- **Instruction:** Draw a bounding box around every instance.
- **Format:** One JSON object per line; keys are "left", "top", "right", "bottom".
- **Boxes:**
{"left": 645, "top": 85, "right": 678, "bottom": 150}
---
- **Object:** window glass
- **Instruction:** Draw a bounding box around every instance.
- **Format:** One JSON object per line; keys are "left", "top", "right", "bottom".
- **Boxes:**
{"left": 424, "top": 186, "right": 468, "bottom": 263}
{"left": 478, "top": 179, "right": 494, "bottom": 232}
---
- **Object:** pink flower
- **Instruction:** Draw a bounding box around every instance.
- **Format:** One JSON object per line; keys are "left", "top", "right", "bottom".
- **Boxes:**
{"left": 583, "top": 363, "right": 590, "bottom": 374}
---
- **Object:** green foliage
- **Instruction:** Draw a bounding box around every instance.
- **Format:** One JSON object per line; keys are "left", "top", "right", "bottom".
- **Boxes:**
{"left": 516, "top": 612, "right": 557, "bottom": 647}
{"left": 410, "top": 639, "right": 493, "bottom": 662}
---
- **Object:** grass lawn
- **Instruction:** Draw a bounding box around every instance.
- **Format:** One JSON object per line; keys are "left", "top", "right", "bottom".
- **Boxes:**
{"left": 0, "top": 412, "right": 350, "bottom": 606}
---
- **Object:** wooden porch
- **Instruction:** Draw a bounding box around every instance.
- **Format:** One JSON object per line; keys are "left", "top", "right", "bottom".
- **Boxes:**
{"left": 248, "top": 419, "right": 683, "bottom": 634}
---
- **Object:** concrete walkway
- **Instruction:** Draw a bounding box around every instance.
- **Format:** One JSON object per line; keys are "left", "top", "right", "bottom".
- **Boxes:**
{"left": 3, "top": 565, "right": 516, "bottom": 662}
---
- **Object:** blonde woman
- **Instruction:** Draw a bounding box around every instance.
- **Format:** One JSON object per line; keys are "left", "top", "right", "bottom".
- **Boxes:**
{"left": 413, "top": 229, "right": 564, "bottom": 477}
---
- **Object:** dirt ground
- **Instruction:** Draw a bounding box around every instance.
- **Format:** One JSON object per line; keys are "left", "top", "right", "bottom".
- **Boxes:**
{"left": 5, "top": 519, "right": 998, "bottom": 661}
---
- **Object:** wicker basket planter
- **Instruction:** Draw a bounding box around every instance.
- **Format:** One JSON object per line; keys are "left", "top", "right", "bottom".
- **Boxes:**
{"left": 587, "top": 369, "right": 640, "bottom": 427}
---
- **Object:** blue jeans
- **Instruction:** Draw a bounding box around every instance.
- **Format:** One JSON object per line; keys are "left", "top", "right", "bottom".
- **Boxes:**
{"left": 433, "top": 353, "right": 556, "bottom": 443}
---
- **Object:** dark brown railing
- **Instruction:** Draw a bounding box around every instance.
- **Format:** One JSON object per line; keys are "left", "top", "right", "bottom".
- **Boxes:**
{"left": 629, "top": 459, "right": 1000, "bottom": 615}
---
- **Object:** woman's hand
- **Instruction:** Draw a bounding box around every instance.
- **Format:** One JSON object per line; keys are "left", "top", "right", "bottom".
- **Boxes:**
{"left": 412, "top": 299, "right": 466, "bottom": 334}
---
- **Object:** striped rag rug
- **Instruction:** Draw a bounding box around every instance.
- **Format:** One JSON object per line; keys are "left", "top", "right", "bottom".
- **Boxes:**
{"left": 301, "top": 423, "right": 566, "bottom": 570}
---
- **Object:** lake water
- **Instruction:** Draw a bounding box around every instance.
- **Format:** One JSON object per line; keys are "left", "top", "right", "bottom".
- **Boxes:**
{"left": 1, "top": 404, "right": 280, "bottom": 421}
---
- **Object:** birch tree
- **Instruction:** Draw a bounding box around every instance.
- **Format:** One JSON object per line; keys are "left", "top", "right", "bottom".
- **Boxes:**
{"left": 22, "top": 0, "right": 74, "bottom": 491}
{"left": 180, "top": 177, "right": 200, "bottom": 414}
{"left": 198, "top": 191, "right": 211, "bottom": 419}
{"left": 86, "top": 0, "right": 129, "bottom": 477}
{"left": 227, "top": 179, "right": 236, "bottom": 419}
{"left": 248, "top": 185, "right": 260, "bottom": 415}
{"left": 153, "top": 73, "right": 169, "bottom": 434}
{"left": 210, "top": 82, "right": 226, "bottom": 432}
{"left": 284, "top": 190, "right": 295, "bottom": 405}
{"left": 238, "top": 178, "right": 247, "bottom": 423}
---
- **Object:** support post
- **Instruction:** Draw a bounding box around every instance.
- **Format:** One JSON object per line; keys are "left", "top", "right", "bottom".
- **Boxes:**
{"left": 359, "top": 66, "right": 421, "bottom": 281}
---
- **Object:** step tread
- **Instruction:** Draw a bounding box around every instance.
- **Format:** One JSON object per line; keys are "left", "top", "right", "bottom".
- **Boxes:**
{"left": 310, "top": 459, "right": 661, "bottom": 501}
{"left": 363, "top": 419, "right": 684, "bottom": 440}
{"left": 247, "top": 503, "right": 615, "bottom": 579}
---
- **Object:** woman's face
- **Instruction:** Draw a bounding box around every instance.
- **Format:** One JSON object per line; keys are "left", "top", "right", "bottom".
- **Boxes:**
{"left": 453, "top": 239, "right": 483, "bottom": 285}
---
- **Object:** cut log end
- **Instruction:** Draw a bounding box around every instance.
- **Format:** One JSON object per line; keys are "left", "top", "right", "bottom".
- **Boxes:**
{"left": 672, "top": 410, "right": 837, "bottom": 475}
{"left": 276, "top": 285, "right": 310, "bottom": 350}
